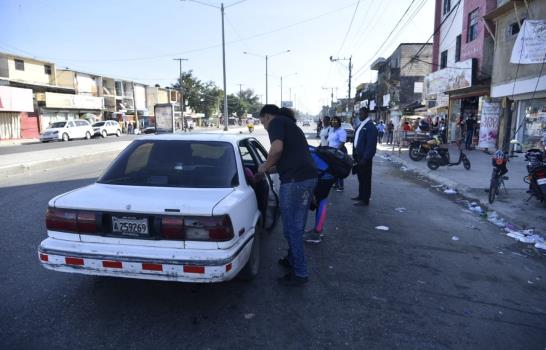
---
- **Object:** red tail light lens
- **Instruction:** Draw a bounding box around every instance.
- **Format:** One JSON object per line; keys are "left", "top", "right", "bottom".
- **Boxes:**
{"left": 45, "top": 208, "right": 97, "bottom": 234}
{"left": 161, "top": 216, "right": 184, "bottom": 240}
{"left": 184, "top": 215, "right": 234, "bottom": 241}
{"left": 46, "top": 208, "right": 77, "bottom": 232}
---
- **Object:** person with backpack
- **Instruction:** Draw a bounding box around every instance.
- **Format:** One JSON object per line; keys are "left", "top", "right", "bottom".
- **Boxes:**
{"left": 328, "top": 116, "right": 347, "bottom": 192}
{"left": 258, "top": 104, "right": 317, "bottom": 287}
{"left": 303, "top": 146, "right": 336, "bottom": 244}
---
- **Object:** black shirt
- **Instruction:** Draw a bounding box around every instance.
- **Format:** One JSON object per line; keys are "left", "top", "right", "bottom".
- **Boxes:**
{"left": 465, "top": 118, "right": 476, "bottom": 131}
{"left": 267, "top": 115, "right": 317, "bottom": 183}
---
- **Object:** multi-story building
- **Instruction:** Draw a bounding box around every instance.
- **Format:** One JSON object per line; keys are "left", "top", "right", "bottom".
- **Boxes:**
{"left": 425, "top": 0, "right": 497, "bottom": 146}
{"left": 486, "top": 0, "right": 546, "bottom": 151}
{"left": 370, "top": 43, "right": 433, "bottom": 123}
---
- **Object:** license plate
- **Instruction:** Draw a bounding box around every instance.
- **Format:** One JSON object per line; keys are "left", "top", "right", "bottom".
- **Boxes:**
{"left": 537, "top": 178, "right": 546, "bottom": 185}
{"left": 112, "top": 216, "right": 149, "bottom": 236}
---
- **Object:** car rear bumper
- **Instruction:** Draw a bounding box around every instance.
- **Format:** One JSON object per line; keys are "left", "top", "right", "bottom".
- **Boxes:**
{"left": 38, "top": 235, "right": 254, "bottom": 283}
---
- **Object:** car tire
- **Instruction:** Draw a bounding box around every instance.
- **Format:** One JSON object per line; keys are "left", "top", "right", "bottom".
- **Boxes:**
{"left": 85, "top": 131, "right": 91, "bottom": 140}
{"left": 237, "top": 224, "right": 261, "bottom": 281}
{"left": 116, "top": 130, "right": 121, "bottom": 137}
{"left": 101, "top": 130, "right": 107, "bottom": 138}
{"left": 62, "top": 133, "right": 69, "bottom": 142}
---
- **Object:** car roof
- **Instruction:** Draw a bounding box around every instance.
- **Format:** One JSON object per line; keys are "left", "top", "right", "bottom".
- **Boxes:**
{"left": 138, "top": 133, "right": 254, "bottom": 144}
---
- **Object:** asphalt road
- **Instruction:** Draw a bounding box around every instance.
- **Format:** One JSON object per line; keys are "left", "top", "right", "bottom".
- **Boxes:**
{"left": 0, "top": 134, "right": 140, "bottom": 155}
{"left": 1, "top": 128, "right": 545, "bottom": 349}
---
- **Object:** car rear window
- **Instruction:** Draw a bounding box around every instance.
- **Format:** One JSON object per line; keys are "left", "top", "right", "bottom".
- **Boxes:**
{"left": 98, "top": 140, "right": 239, "bottom": 188}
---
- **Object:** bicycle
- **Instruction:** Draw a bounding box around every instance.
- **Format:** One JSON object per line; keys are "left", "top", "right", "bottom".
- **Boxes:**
{"left": 488, "top": 150, "right": 509, "bottom": 204}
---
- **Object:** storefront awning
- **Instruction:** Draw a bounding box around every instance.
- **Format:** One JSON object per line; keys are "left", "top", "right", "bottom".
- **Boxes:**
{"left": 446, "top": 84, "right": 490, "bottom": 99}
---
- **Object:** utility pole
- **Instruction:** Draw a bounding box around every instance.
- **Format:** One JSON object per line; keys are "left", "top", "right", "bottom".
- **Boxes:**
{"left": 237, "top": 83, "right": 244, "bottom": 96}
{"left": 173, "top": 58, "right": 188, "bottom": 131}
{"left": 220, "top": 3, "right": 228, "bottom": 131}
{"left": 330, "top": 55, "right": 353, "bottom": 117}
{"left": 280, "top": 76, "right": 283, "bottom": 105}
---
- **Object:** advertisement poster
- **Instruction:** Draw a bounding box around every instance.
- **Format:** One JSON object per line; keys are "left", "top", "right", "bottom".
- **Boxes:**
{"left": 511, "top": 20, "right": 546, "bottom": 64}
{"left": 478, "top": 101, "right": 501, "bottom": 149}
{"left": 154, "top": 103, "right": 174, "bottom": 134}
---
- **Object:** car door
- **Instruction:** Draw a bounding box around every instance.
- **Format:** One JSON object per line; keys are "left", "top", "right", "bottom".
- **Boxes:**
{"left": 106, "top": 121, "right": 115, "bottom": 135}
{"left": 247, "top": 138, "right": 280, "bottom": 231}
{"left": 66, "top": 121, "right": 76, "bottom": 138}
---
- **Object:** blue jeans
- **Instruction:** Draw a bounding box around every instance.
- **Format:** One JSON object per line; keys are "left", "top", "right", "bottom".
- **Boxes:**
{"left": 279, "top": 178, "right": 317, "bottom": 278}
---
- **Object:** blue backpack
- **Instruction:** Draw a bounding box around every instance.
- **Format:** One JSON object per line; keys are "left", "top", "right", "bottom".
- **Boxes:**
{"left": 309, "top": 146, "right": 353, "bottom": 179}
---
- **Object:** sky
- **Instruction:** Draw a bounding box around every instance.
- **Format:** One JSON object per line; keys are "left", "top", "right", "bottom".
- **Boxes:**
{"left": 0, "top": 0, "right": 435, "bottom": 114}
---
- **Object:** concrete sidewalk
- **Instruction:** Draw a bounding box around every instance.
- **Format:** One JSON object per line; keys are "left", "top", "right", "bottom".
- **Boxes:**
{"left": 377, "top": 143, "right": 546, "bottom": 234}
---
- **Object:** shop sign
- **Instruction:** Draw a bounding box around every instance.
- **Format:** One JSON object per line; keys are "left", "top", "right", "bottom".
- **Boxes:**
{"left": 424, "top": 59, "right": 473, "bottom": 97}
{"left": 0, "top": 86, "right": 34, "bottom": 112}
{"left": 478, "top": 101, "right": 501, "bottom": 149}
{"left": 511, "top": 20, "right": 546, "bottom": 64}
{"left": 45, "top": 92, "right": 103, "bottom": 110}
{"left": 383, "top": 94, "right": 390, "bottom": 107}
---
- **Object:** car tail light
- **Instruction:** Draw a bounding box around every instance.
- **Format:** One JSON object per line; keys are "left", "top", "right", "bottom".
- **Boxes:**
{"left": 45, "top": 207, "right": 97, "bottom": 234}
{"left": 184, "top": 215, "right": 234, "bottom": 241}
{"left": 46, "top": 208, "right": 77, "bottom": 232}
{"left": 160, "top": 216, "right": 185, "bottom": 240}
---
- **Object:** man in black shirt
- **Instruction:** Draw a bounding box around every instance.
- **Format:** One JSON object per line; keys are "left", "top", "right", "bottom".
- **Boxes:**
{"left": 464, "top": 114, "right": 476, "bottom": 150}
{"left": 257, "top": 104, "right": 317, "bottom": 286}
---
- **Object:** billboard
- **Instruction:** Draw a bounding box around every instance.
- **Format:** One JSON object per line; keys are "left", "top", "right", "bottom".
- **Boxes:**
{"left": 0, "top": 86, "right": 34, "bottom": 112}
{"left": 424, "top": 58, "right": 473, "bottom": 97}
{"left": 154, "top": 103, "right": 175, "bottom": 134}
{"left": 511, "top": 20, "right": 546, "bottom": 64}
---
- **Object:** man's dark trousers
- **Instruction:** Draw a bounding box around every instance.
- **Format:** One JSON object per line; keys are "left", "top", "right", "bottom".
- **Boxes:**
{"left": 357, "top": 159, "right": 373, "bottom": 203}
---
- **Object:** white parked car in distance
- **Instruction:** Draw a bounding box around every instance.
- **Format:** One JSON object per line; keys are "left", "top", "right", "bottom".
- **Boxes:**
{"left": 92, "top": 120, "right": 122, "bottom": 138}
{"left": 38, "top": 134, "right": 280, "bottom": 283}
{"left": 40, "top": 119, "right": 94, "bottom": 142}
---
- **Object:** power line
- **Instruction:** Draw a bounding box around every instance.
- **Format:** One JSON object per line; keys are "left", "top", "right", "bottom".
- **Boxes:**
{"left": 336, "top": 0, "right": 362, "bottom": 56}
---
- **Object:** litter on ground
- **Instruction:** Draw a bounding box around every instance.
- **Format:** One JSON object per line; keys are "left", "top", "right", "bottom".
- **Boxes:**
{"left": 451, "top": 236, "right": 460, "bottom": 241}
{"left": 375, "top": 226, "right": 390, "bottom": 231}
{"left": 443, "top": 188, "right": 457, "bottom": 194}
{"left": 487, "top": 211, "right": 507, "bottom": 228}
{"left": 394, "top": 207, "right": 407, "bottom": 213}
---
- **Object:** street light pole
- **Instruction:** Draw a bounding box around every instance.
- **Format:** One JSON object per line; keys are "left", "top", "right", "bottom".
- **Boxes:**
{"left": 173, "top": 58, "right": 188, "bottom": 132}
{"left": 221, "top": 3, "right": 228, "bottom": 131}
{"left": 330, "top": 55, "right": 353, "bottom": 116}
{"left": 265, "top": 55, "right": 268, "bottom": 104}
{"left": 243, "top": 49, "right": 290, "bottom": 105}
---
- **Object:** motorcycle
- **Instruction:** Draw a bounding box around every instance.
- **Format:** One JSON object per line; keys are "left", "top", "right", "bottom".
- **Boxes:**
{"left": 524, "top": 149, "right": 546, "bottom": 202}
{"left": 247, "top": 124, "right": 254, "bottom": 133}
{"left": 426, "top": 146, "right": 471, "bottom": 171}
{"left": 409, "top": 135, "right": 442, "bottom": 161}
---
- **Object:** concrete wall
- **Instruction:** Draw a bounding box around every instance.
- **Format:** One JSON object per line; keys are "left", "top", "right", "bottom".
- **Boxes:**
{"left": 438, "top": 0, "right": 465, "bottom": 68}
{"left": 0, "top": 56, "right": 9, "bottom": 78}
{"left": 400, "top": 44, "right": 433, "bottom": 76}
{"left": 56, "top": 70, "right": 76, "bottom": 89}
{"left": 491, "top": 0, "right": 546, "bottom": 93}
{"left": 460, "top": 0, "right": 497, "bottom": 78}
{"left": 5, "top": 56, "right": 56, "bottom": 85}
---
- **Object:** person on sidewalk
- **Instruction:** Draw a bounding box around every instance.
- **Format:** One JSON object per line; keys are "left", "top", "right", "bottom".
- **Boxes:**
{"left": 386, "top": 120, "right": 394, "bottom": 144}
{"left": 328, "top": 116, "right": 347, "bottom": 192}
{"left": 319, "top": 116, "right": 331, "bottom": 147}
{"left": 258, "top": 104, "right": 317, "bottom": 287}
{"left": 377, "top": 121, "right": 385, "bottom": 144}
{"left": 465, "top": 114, "right": 476, "bottom": 150}
{"left": 303, "top": 146, "right": 336, "bottom": 244}
{"left": 352, "top": 107, "right": 378, "bottom": 207}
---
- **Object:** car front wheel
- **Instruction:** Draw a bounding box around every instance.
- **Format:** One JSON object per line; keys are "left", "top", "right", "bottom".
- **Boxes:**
{"left": 62, "top": 133, "right": 69, "bottom": 142}
{"left": 116, "top": 130, "right": 121, "bottom": 137}
{"left": 85, "top": 131, "right": 91, "bottom": 140}
{"left": 101, "top": 130, "right": 107, "bottom": 138}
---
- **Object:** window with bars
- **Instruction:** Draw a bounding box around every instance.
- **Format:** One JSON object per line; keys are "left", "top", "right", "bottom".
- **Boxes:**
{"left": 467, "top": 8, "right": 479, "bottom": 42}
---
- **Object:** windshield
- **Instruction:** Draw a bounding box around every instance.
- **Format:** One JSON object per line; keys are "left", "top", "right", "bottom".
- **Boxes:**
{"left": 49, "top": 122, "right": 66, "bottom": 128}
{"left": 98, "top": 140, "right": 239, "bottom": 188}
{"left": 93, "top": 122, "right": 105, "bottom": 127}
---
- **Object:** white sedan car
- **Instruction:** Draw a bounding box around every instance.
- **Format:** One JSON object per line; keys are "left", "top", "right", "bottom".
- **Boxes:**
{"left": 92, "top": 120, "right": 122, "bottom": 138}
{"left": 38, "top": 134, "right": 280, "bottom": 282}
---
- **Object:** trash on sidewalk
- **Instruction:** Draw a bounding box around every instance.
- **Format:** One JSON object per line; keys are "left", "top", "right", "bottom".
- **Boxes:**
{"left": 487, "top": 211, "right": 507, "bottom": 228}
{"left": 451, "top": 236, "right": 460, "bottom": 241}
{"left": 244, "top": 313, "right": 255, "bottom": 320}
{"left": 505, "top": 227, "right": 545, "bottom": 245}
{"left": 380, "top": 154, "right": 392, "bottom": 161}
{"left": 468, "top": 202, "right": 483, "bottom": 214}
{"left": 375, "top": 226, "right": 390, "bottom": 231}
{"left": 394, "top": 207, "right": 407, "bottom": 213}
{"left": 535, "top": 242, "right": 546, "bottom": 251}
{"left": 443, "top": 188, "right": 457, "bottom": 194}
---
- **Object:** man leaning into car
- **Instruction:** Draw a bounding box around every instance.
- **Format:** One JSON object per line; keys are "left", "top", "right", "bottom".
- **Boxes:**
{"left": 257, "top": 104, "right": 317, "bottom": 287}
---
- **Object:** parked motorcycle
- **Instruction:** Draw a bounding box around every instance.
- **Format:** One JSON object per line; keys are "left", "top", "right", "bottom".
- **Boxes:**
{"left": 426, "top": 146, "right": 471, "bottom": 170}
{"left": 409, "top": 135, "right": 442, "bottom": 161}
{"left": 524, "top": 149, "right": 546, "bottom": 202}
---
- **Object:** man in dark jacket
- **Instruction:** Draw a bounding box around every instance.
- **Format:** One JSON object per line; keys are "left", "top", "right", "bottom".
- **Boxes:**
{"left": 352, "top": 107, "right": 378, "bottom": 206}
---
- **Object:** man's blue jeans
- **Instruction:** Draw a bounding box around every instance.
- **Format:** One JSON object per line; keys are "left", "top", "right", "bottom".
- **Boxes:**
{"left": 279, "top": 178, "right": 317, "bottom": 278}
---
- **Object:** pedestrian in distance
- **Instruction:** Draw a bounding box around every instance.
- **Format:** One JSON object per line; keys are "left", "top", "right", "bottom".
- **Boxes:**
{"left": 303, "top": 145, "right": 336, "bottom": 244}
{"left": 352, "top": 107, "right": 378, "bottom": 207}
{"left": 377, "top": 121, "right": 385, "bottom": 144}
{"left": 386, "top": 120, "right": 394, "bottom": 144}
{"left": 319, "top": 116, "right": 331, "bottom": 147}
{"left": 258, "top": 104, "right": 317, "bottom": 287}
{"left": 465, "top": 114, "right": 476, "bottom": 150}
{"left": 328, "top": 116, "right": 347, "bottom": 192}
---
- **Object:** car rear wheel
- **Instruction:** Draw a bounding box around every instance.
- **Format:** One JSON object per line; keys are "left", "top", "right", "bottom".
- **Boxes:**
{"left": 62, "top": 133, "right": 69, "bottom": 142}
{"left": 85, "top": 131, "right": 91, "bottom": 140}
{"left": 101, "top": 130, "right": 107, "bottom": 138}
{"left": 238, "top": 225, "right": 261, "bottom": 281}
{"left": 116, "top": 130, "right": 121, "bottom": 137}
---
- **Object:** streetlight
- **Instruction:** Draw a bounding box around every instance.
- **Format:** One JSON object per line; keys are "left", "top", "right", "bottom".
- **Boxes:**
{"left": 243, "top": 49, "right": 291, "bottom": 104}
{"left": 181, "top": 0, "right": 247, "bottom": 131}
{"left": 330, "top": 55, "right": 353, "bottom": 115}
